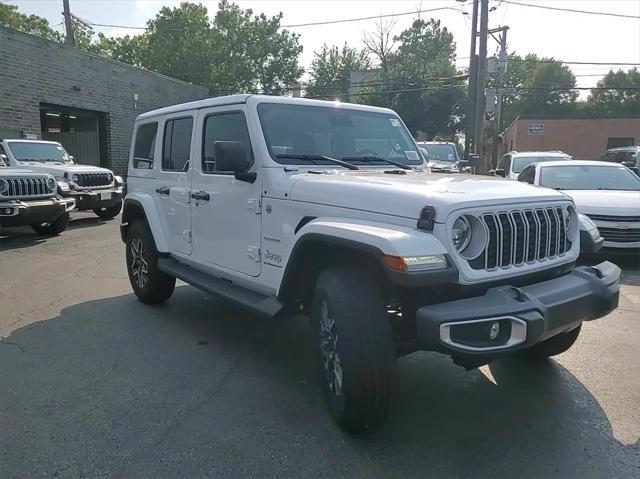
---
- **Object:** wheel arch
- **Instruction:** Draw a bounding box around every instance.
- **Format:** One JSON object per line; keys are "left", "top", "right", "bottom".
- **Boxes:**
{"left": 121, "top": 194, "right": 169, "bottom": 253}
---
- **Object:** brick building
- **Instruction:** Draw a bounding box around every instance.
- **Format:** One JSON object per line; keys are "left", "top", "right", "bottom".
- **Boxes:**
{"left": 0, "top": 26, "right": 209, "bottom": 175}
{"left": 500, "top": 113, "right": 640, "bottom": 161}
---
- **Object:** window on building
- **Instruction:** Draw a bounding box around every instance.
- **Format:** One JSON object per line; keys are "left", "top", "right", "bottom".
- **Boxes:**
{"left": 607, "top": 138, "right": 634, "bottom": 149}
{"left": 162, "top": 117, "right": 193, "bottom": 172}
{"left": 133, "top": 122, "right": 158, "bottom": 169}
{"left": 202, "top": 112, "right": 252, "bottom": 173}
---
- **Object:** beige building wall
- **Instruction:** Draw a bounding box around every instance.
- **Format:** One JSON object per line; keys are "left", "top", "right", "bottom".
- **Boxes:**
{"left": 501, "top": 118, "right": 640, "bottom": 160}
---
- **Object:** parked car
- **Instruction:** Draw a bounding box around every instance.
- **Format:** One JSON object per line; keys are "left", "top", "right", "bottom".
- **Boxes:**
{"left": 417, "top": 141, "right": 460, "bottom": 173}
{"left": 121, "top": 95, "right": 620, "bottom": 433}
{"left": 518, "top": 160, "right": 640, "bottom": 249}
{"left": 494, "top": 151, "right": 573, "bottom": 179}
{"left": 0, "top": 139, "right": 124, "bottom": 219}
{"left": 0, "top": 156, "right": 75, "bottom": 235}
{"left": 600, "top": 146, "right": 639, "bottom": 176}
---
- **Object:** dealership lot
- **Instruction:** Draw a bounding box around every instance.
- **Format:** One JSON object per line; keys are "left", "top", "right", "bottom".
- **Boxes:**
{"left": 1, "top": 213, "right": 639, "bottom": 478}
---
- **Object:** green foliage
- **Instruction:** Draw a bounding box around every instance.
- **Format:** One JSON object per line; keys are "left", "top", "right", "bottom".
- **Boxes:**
{"left": 586, "top": 68, "right": 640, "bottom": 116}
{"left": 306, "top": 43, "right": 370, "bottom": 98}
{"left": 502, "top": 53, "right": 577, "bottom": 125}
{"left": 0, "top": 2, "right": 61, "bottom": 41}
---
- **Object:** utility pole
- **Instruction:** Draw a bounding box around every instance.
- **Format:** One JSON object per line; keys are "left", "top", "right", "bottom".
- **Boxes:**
{"left": 62, "top": 0, "right": 75, "bottom": 47}
{"left": 462, "top": 0, "right": 479, "bottom": 159}
{"left": 494, "top": 27, "right": 508, "bottom": 134}
{"left": 474, "top": 0, "right": 489, "bottom": 172}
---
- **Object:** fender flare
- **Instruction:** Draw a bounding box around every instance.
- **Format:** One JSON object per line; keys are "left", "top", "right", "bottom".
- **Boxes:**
{"left": 121, "top": 193, "right": 170, "bottom": 253}
{"left": 278, "top": 217, "right": 453, "bottom": 300}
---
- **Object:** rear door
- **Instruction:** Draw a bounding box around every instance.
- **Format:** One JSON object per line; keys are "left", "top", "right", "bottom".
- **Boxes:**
{"left": 154, "top": 115, "right": 195, "bottom": 255}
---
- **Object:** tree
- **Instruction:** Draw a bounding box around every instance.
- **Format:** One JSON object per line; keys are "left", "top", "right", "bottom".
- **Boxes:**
{"left": 306, "top": 43, "right": 370, "bottom": 99}
{"left": 501, "top": 53, "right": 578, "bottom": 125}
{"left": 363, "top": 19, "right": 397, "bottom": 75}
{"left": 0, "top": 3, "right": 61, "bottom": 41}
{"left": 586, "top": 68, "right": 640, "bottom": 116}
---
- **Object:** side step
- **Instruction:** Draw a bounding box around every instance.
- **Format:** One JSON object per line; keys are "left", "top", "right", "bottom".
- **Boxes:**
{"left": 157, "top": 257, "right": 283, "bottom": 317}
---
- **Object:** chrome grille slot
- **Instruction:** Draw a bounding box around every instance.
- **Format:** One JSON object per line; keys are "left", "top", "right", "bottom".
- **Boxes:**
{"left": 76, "top": 173, "right": 111, "bottom": 188}
{"left": 471, "top": 205, "right": 571, "bottom": 271}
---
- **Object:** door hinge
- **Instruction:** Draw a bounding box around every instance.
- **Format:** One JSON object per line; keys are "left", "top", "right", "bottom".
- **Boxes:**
{"left": 247, "top": 198, "right": 261, "bottom": 214}
{"left": 183, "top": 230, "right": 192, "bottom": 243}
{"left": 247, "top": 246, "right": 261, "bottom": 262}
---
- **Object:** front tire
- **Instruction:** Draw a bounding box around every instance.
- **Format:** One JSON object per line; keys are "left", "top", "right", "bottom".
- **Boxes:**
{"left": 126, "top": 220, "right": 175, "bottom": 304}
{"left": 519, "top": 325, "right": 582, "bottom": 359}
{"left": 311, "top": 266, "right": 396, "bottom": 434}
{"left": 31, "top": 212, "right": 69, "bottom": 236}
{"left": 94, "top": 202, "right": 122, "bottom": 220}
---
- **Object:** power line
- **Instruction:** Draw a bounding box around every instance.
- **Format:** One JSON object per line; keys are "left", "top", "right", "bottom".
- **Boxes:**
{"left": 502, "top": 1, "right": 640, "bottom": 20}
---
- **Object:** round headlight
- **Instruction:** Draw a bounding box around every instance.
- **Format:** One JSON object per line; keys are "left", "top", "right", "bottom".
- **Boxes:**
{"left": 0, "top": 178, "right": 8, "bottom": 195}
{"left": 452, "top": 216, "right": 472, "bottom": 252}
{"left": 72, "top": 173, "right": 79, "bottom": 183}
{"left": 108, "top": 173, "right": 114, "bottom": 182}
{"left": 565, "top": 205, "right": 579, "bottom": 241}
{"left": 46, "top": 177, "right": 56, "bottom": 191}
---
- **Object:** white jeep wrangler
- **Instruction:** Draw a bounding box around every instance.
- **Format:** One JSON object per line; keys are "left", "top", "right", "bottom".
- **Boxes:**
{"left": 121, "top": 95, "right": 620, "bottom": 433}
{"left": 1, "top": 139, "right": 124, "bottom": 219}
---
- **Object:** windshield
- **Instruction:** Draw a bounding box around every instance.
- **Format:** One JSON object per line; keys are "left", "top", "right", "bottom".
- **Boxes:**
{"left": 540, "top": 164, "right": 640, "bottom": 191}
{"left": 419, "top": 144, "right": 458, "bottom": 162}
{"left": 512, "top": 155, "right": 570, "bottom": 173}
{"left": 7, "top": 142, "right": 71, "bottom": 163}
{"left": 258, "top": 103, "right": 422, "bottom": 166}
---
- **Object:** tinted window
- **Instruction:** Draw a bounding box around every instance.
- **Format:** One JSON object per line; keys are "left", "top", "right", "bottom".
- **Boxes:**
{"left": 606, "top": 138, "right": 634, "bottom": 149}
{"left": 518, "top": 165, "right": 535, "bottom": 184}
{"left": 258, "top": 103, "right": 421, "bottom": 166}
{"left": 202, "top": 112, "right": 251, "bottom": 173}
{"left": 133, "top": 122, "right": 158, "bottom": 169}
{"left": 540, "top": 164, "right": 640, "bottom": 191}
{"left": 512, "top": 155, "right": 570, "bottom": 173}
{"left": 162, "top": 118, "right": 193, "bottom": 172}
{"left": 419, "top": 144, "right": 458, "bottom": 162}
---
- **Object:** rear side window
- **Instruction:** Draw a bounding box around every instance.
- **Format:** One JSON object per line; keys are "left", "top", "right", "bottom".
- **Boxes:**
{"left": 133, "top": 122, "right": 157, "bottom": 169}
{"left": 162, "top": 117, "right": 193, "bottom": 172}
{"left": 202, "top": 112, "right": 251, "bottom": 173}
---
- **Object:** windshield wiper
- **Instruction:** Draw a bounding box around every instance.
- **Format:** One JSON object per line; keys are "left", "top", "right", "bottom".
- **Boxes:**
{"left": 340, "top": 155, "right": 412, "bottom": 170}
{"left": 275, "top": 153, "right": 359, "bottom": 170}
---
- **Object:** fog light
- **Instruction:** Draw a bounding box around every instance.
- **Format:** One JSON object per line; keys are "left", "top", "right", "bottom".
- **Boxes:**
{"left": 489, "top": 322, "right": 500, "bottom": 340}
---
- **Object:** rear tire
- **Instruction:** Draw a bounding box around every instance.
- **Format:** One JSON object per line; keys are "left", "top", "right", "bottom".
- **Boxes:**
{"left": 31, "top": 212, "right": 69, "bottom": 236}
{"left": 311, "top": 266, "right": 396, "bottom": 434}
{"left": 126, "top": 220, "right": 175, "bottom": 304}
{"left": 519, "top": 325, "right": 582, "bottom": 359}
{"left": 94, "top": 202, "right": 122, "bottom": 220}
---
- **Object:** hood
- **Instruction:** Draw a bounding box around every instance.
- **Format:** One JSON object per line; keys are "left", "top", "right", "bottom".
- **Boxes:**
{"left": 288, "top": 170, "right": 568, "bottom": 221}
{"left": 0, "top": 167, "right": 52, "bottom": 177}
{"left": 563, "top": 190, "right": 640, "bottom": 216}
{"left": 12, "top": 162, "right": 112, "bottom": 177}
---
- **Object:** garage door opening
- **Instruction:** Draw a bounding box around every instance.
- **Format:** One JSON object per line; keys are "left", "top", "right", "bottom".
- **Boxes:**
{"left": 40, "top": 104, "right": 107, "bottom": 167}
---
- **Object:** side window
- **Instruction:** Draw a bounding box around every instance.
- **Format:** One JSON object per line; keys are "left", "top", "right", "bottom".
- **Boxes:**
{"left": 519, "top": 165, "right": 535, "bottom": 184}
{"left": 133, "top": 122, "right": 158, "bottom": 169}
{"left": 162, "top": 117, "right": 193, "bottom": 172}
{"left": 202, "top": 112, "right": 251, "bottom": 173}
{"left": 503, "top": 155, "right": 512, "bottom": 172}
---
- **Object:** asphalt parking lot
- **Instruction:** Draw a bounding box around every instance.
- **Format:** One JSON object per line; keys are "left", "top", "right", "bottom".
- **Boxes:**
{"left": 1, "top": 213, "right": 639, "bottom": 478}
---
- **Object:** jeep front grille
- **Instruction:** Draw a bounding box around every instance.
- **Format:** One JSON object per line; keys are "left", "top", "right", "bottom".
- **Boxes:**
{"left": 469, "top": 207, "right": 570, "bottom": 271}
{"left": 75, "top": 173, "right": 112, "bottom": 188}
{"left": 1, "top": 177, "right": 54, "bottom": 199}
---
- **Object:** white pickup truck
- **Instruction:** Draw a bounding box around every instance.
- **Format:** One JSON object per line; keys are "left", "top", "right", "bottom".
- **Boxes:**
{"left": 120, "top": 95, "right": 620, "bottom": 433}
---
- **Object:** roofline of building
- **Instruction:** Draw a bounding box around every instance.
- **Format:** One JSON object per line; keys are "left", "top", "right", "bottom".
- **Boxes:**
{"left": 501, "top": 111, "right": 640, "bottom": 135}
{"left": 0, "top": 25, "right": 209, "bottom": 93}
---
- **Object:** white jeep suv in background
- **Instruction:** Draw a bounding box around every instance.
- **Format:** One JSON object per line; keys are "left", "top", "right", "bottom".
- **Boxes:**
{"left": 121, "top": 95, "right": 620, "bottom": 433}
{"left": 1, "top": 139, "right": 124, "bottom": 219}
{"left": 495, "top": 150, "right": 573, "bottom": 179}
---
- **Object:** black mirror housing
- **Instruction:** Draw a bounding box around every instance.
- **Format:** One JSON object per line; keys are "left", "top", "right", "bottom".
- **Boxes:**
{"left": 214, "top": 141, "right": 255, "bottom": 182}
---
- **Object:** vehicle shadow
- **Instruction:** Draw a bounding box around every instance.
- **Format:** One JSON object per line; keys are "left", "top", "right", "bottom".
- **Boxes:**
{"left": 0, "top": 226, "right": 47, "bottom": 251}
{"left": 1, "top": 286, "right": 637, "bottom": 478}
{"left": 580, "top": 249, "right": 640, "bottom": 286}
{"left": 66, "top": 215, "right": 109, "bottom": 231}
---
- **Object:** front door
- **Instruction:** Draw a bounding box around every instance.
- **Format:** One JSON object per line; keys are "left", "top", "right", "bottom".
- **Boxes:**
{"left": 190, "top": 107, "right": 262, "bottom": 277}
{"left": 154, "top": 115, "right": 194, "bottom": 255}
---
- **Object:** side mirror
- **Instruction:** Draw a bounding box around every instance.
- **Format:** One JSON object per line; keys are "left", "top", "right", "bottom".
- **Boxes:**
{"left": 214, "top": 141, "right": 255, "bottom": 182}
{"left": 0, "top": 153, "right": 7, "bottom": 166}
{"left": 463, "top": 153, "right": 480, "bottom": 167}
{"left": 494, "top": 168, "right": 506, "bottom": 177}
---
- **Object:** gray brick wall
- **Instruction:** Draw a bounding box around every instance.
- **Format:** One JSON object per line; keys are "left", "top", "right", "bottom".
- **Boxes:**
{"left": 0, "top": 26, "right": 209, "bottom": 175}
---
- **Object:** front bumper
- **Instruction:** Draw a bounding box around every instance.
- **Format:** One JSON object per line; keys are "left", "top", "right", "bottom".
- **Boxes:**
{"left": 63, "top": 187, "right": 123, "bottom": 210}
{"left": 415, "top": 261, "right": 620, "bottom": 355}
{"left": 0, "top": 197, "right": 75, "bottom": 227}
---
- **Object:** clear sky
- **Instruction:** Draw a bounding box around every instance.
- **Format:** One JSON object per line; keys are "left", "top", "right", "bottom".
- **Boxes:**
{"left": 8, "top": 0, "right": 640, "bottom": 94}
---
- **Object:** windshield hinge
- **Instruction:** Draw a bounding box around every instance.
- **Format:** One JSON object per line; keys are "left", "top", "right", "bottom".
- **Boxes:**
{"left": 247, "top": 246, "right": 261, "bottom": 262}
{"left": 247, "top": 198, "right": 261, "bottom": 214}
{"left": 182, "top": 230, "right": 192, "bottom": 244}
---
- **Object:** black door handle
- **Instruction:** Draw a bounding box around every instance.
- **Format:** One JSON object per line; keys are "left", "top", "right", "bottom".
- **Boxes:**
{"left": 191, "top": 190, "right": 210, "bottom": 201}
{"left": 155, "top": 186, "right": 170, "bottom": 195}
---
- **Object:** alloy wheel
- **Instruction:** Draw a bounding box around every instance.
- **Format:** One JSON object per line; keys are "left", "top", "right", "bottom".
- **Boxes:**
{"left": 130, "top": 237, "right": 149, "bottom": 288}
{"left": 319, "top": 299, "right": 343, "bottom": 397}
